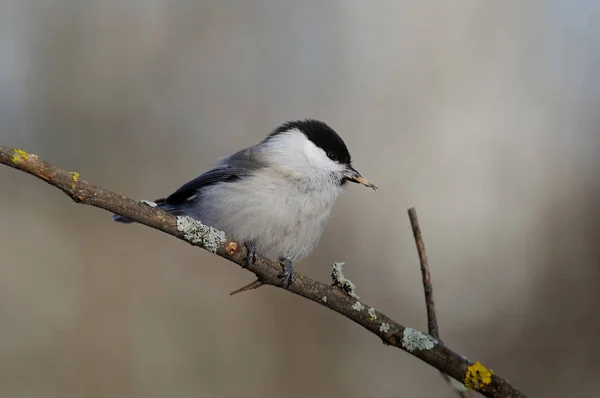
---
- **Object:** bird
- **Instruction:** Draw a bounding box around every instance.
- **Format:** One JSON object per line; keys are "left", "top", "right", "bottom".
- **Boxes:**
{"left": 113, "top": 119, "right": 377, "bottom": 287}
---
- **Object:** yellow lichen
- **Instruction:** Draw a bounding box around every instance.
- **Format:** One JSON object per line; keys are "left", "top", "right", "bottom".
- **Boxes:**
{"left": 11, "top": 149, "right": 29, "bottom": 164}
{"left": 71, "top": 172, "right": 79, "bottom": 189}
{"left": 464, "top": 362, "right": 493, "bottom": 390}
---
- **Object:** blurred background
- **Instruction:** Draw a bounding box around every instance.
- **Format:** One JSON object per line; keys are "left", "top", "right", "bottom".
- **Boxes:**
{"left": 1, "top": 1, "right": 599, "bottom": 397}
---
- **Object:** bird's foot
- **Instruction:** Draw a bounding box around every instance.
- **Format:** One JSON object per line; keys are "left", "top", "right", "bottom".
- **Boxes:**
{"left": 243, "top": 241, "right": 257, "bottom": 268}
{"left": 278, "top": 258, "right": 295, "bottom": 288}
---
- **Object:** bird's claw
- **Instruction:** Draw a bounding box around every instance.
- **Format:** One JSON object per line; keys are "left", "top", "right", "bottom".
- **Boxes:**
{"left": 244, "top": 241, "right": 257, "bottom": 268}
{"left": 278, "top": 258, "right": 294, "bottom": 288}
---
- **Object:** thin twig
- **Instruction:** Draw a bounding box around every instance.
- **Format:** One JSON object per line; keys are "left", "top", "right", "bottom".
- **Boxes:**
{"left": 229, "top": 279, "right": 264, "bottom": 295}
{"left": 408, "top": 207, "right": 440, "bottom": 338}
{"left": 0, "top": 145, "right": 526, "bottom": 398}
{"left": 408, "top": 207, "right": 472, "bottom": 398}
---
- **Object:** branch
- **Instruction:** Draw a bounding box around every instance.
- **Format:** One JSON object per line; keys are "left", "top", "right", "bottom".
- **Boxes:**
{"left": 408, "top": 208, "right": 473, "bottom": 397}
{"left": 0, "top": 146, "right": 527, "bottom": 398}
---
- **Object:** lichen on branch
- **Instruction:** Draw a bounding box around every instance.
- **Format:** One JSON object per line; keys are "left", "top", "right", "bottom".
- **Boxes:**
{"left": 0, "top": 144, "right": 527, "bottom": 398}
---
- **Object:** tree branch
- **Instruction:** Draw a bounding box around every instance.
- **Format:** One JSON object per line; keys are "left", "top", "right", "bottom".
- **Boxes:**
{"left": 408, "top": 207, "right": 473, "bottom": 397}
{"left": 408, "top": 208, "right": 440, "bottom": 338}
{"left": 0, "top": 145, "right": 527, "bottom": 398}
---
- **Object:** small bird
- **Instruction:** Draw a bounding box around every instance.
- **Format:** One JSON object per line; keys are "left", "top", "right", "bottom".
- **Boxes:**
{"left": 113, "top": 119, "right": 376, "bottom": 287}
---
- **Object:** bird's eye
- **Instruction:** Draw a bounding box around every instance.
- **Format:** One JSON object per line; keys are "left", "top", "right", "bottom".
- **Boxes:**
{"left": 326, "top": 151, "right": 337, "bottom": 161}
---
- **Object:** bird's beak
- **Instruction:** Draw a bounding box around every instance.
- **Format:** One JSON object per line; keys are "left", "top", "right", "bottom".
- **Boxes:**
{"left": 343, "top": 166, "right": 377, "bottom": 190}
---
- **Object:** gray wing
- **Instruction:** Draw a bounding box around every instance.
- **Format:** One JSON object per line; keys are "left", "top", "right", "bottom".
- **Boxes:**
{"left": 163, "top": 166, "right": 247, "bottom": 205}
{"left": 163, "top": 147, "right": 265, "bottom": 206}
{"left": 112, "top": 146, "right": 265, "bottom": 223}
{"left": 113, "top": 166, "right": 246, "bottom": 224}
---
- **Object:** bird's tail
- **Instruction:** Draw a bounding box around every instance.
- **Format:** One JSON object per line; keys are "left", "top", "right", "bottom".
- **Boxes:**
{"left": 112, "top": 198, "right": 174, "bottom": 224}
{"left": 112, "top": 214, "right": 136, "bottom": 223}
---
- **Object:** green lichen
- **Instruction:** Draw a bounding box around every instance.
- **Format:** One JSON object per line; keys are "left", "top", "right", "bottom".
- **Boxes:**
{"left": 368, "top": 307, "right": 377, "bottom": 321}
{"left": 351, "top": 301, "right": 364, "bottom": 311}
{"left": 402, "top": 328, "right": 437, "bottom": 352}
{"left": 379, "top": 323, "right": 390, "bottom": 333}
{"left": 331, "top": 262, "right": 359, "bottom": 299}
{"left": 176, "top": 216, "right": 226, "bottom": 253}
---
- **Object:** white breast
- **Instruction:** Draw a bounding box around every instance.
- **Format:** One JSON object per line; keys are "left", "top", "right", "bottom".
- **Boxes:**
{"left": 186, "top": 169, "right": 344, "bottom": 263}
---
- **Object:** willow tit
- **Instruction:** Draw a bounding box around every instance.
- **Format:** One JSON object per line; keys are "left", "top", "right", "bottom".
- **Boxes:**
{"left": 113, "top": 119, "right": 376, "bottom": 287}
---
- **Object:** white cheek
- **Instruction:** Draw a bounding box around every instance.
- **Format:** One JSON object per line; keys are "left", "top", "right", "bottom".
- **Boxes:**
{"left": 303, "top": 141, "right": 336, "bottom": 171}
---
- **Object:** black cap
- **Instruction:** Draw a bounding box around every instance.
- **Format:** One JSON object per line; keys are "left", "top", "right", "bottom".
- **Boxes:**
{"left": 266, "top": 119, "right": 352, "bottom": 165}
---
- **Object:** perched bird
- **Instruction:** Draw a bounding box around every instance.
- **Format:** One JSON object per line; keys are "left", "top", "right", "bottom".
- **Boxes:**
{"left": 113, "top": 119, "right": 376, "bottom": 287}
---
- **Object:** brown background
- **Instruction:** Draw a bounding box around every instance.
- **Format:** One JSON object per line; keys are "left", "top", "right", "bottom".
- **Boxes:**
{"left": 1, "top": 1, "right": 599, "bottom": 397}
